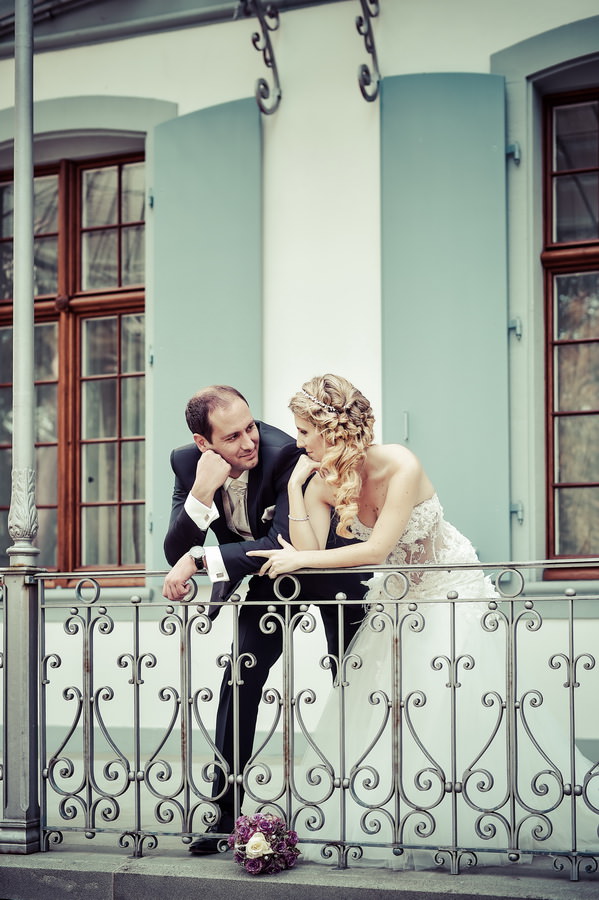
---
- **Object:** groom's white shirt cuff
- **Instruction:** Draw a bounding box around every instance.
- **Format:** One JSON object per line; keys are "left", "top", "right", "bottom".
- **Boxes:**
{"left": 184, "top": 493, "right": 230, "bottom": 582}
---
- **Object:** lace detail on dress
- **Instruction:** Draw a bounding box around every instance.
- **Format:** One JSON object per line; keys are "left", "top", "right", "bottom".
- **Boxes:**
{"left": 352, "top": 493, "right": 491, "bottom": 601}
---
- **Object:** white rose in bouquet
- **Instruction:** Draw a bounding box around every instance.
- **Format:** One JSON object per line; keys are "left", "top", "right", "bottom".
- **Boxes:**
{"left": 245, "top": 831, "right": 272, "bottom": 858}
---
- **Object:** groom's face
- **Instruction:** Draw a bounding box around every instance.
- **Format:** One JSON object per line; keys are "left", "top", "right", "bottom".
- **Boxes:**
{"left": 198, "top": 397, "right": 260, "bottom": 478}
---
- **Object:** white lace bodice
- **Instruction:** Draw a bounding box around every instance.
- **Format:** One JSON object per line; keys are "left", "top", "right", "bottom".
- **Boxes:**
{"left": 351, "top": 494, "right": 489, "bottom": 600}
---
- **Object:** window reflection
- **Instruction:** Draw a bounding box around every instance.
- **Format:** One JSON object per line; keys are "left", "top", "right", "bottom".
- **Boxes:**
{"left": 121, "top": 314, "right": 144, "bottom": 372}
{"left": 82, "top": 380, "right": 118, "bottom": 439}
{"left": 81, "top": 230, "right": 118, "bottom": 291}
{"left": 82, "top": 443, "right": 117, "bottom": 503}
{"left": 554, "top": 101, "right": 599, "bottom": 171}
{"left": 552, "top": 271, "right": 599, "bottom": 557}
{"left": 83, "top": 317, "right": 118, "bottom": 376}
{"left": 81, "top": 162, "right": 145, "bottom": 290}
{"left": 557, "top": 487, "right": 599, "bottom": 556}
{"left": 554, "top": 174, "right": 599, "bottom": 242}
{"left": 82, "top": 167, "right": 118, "bottom": 228}
{"left": 121, "top": 504, "right": 145, "bottom": 565}
{"left": 82, "top": 506, "right": 117, "bottom": 566}
{"left": 121, "top": 162, "right": 145, "bottom": 222}
{"left": 80, "top": 312, "right": 145, "bottom": 565}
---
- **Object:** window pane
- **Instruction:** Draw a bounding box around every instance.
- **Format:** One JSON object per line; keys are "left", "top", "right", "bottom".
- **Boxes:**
{"left": 82, "top": 166, "right": 118, "bottom": 228}
{"left": 82, "top": 380, "right": 117, "bottom": 439}
{"left": 36, "top": 445, "right": 57, "bottom": 505}
{"left": 34, "top": 174, "right": 58, "bottom": 234}
{"left": 121, "top": 376, "right": 144, "bottom": 437}
{"left": 35, "top": 383, "right": 57, "bottom": 442}
{"left": 82, "top": 443, "right": 117, "bottom": 502}
{"left": 34, "top": 235, "right": 58, "bottom": 296}
{"left": 556, "top": 487, "right": 599, "bottom": 556}
{"left": 554, "top": 173, "right": 599, "bottom": 242}
{"left": 0, "top": 241, "right": 13, "bottom": 299}
{"left": 121, "top": 314, "right": 144, "bottom": 373}
{"left": 0, "top": 385, "right": 12, "bottom": 442}
{"left": 83, "top": 317, "right": 117, "bottom": 376}
{"left": 122, "top": 162, "right": 145, "bottom": 222}
{"left": 81, "top": 229, "right": 118, "bottom": 290}
{"left": 121, "top": 504, "right": 144, "bottom": 565}
{"left": 121, "top": 441, "right": 144, "bottom": 500}
{"left": 35, "top": 321, "right": 58, "bottom": 380}
{"left": 82, "top": 505, "right": 117, "bottom": 565}
{"left": 0, "top": 182, "right": 13, "bottom": 237}
{"left": 121, "top": 225, "right": 144, "bottom": 286}
{"left": 0, "top": 326, "right": 12, "bottom": 382}
{"left": 555, "top": 272, "right": 599, "bottom": 340}
{"left": 556, "top": 344, "right": 599, "bottom": 411}
{"left": 556, "top": 415, "right": 599, "bottom": 483}
{"left": 37, "top": 506, "right": 57, "bottom": 568}
{"left": 554, "top": 102, "right": 599, "bottom": 171}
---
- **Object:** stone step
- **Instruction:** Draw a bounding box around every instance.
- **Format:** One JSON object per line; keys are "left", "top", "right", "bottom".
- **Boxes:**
{"left": 0, "top": 844, "right": 597, "bottom": 900}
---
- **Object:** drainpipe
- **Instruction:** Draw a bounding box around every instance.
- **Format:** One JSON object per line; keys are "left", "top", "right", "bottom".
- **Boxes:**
{"left": 7, "top": 0, "right": 38, "bottom": 563}
{"left": 0, "top": 0, "right": 41, "bottom": 855}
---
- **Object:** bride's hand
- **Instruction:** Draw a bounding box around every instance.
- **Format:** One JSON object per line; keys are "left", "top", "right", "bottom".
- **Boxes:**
{"left": 247, "top": 535, "right": 304, "bottom": 578}
{"left": 289, "top": 454, "right": 321, "bottom": 489}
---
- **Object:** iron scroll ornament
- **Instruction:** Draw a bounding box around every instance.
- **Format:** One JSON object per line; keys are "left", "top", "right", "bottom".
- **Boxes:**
{"left": 356, "top": 0, "right": 380, "bottom": 102}
{"left": 237, "top": 0, "right": 282, "bottom": 115}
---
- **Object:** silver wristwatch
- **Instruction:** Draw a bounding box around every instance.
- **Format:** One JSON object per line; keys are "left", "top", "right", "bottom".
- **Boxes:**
{"left": 188, "top": 546, "right": 205, "bottom": 570}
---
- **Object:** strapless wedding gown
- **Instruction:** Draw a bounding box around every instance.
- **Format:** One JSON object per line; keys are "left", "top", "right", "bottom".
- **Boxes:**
{"left": 294, "top": 495, "right": 599, "bottom": 869}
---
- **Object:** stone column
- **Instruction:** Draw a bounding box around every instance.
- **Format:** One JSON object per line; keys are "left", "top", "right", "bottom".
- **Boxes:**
{"left": 0, "top": 570, "right": 40, "bottom": 853}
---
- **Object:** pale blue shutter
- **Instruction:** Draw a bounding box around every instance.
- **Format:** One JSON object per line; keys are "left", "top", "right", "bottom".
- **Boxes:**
{"left": 381, "top": 74, "right": 510, "bottom": 560}
{"left": 147, "top": 98, "right": 262, "bottom": 564}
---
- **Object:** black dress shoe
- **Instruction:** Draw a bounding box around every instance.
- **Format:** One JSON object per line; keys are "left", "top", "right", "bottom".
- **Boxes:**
{"left": 188, "top": 815, "right": 235, "bottom": 854}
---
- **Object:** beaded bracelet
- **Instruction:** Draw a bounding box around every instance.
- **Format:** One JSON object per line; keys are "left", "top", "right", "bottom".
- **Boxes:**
{"left": 288, "top": 514, "right": 310, "bottom": 521}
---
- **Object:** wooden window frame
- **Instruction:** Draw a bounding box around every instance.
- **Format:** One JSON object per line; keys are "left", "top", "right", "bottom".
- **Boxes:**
{"left": 542, "top": 88, "right": 599, "bottom": 578}
{"left": 0, "top": 152, "right": 145, "bottom": 577}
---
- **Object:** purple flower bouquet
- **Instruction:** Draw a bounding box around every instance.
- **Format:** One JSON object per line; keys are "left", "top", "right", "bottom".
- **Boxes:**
{"left": 228, "top": 813, "right": 300, "bottom": 875}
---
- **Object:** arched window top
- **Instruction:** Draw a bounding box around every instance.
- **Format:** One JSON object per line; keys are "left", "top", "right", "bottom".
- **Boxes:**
{"left": 0, "top": 95, "right": 177, "bottom": 167}
{"left": 491, "top": 15, "right": 599, "bottom": 91}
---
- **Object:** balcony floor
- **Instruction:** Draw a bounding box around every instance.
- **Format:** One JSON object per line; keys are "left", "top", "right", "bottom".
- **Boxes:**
{"left": 1, "top": 835, "right": 598, "bottom": 900}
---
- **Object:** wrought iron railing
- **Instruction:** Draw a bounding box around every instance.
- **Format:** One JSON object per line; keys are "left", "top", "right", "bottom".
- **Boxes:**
{"left": 1, "top": 561, "right": 599, "bottom": 880}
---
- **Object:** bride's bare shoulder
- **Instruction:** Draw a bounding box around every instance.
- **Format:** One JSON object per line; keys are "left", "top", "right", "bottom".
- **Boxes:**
{"left": 365, "top": 443, "right": 422, "bottom": 475}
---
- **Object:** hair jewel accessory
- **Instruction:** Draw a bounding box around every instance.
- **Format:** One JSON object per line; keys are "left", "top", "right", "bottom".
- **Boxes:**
{"left": 300, "top": 388, "right": 339, "bottom": 413}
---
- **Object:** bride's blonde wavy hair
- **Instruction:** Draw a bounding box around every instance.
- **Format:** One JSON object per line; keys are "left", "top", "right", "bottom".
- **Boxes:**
{"left": 289, "top": 374, "right": 375, "bottom": 538}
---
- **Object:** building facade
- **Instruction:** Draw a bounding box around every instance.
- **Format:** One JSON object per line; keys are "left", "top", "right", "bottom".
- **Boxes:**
{"left": 0, "top": 0, "right": 598, "bottom": 582}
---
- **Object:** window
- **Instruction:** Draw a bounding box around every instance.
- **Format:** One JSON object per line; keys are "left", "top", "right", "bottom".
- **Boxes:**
{"left": 543, "top": 92, "right": 599, "bottom": 563}
{"left": 0, "top": 155, "right": 145, "bottom": 570}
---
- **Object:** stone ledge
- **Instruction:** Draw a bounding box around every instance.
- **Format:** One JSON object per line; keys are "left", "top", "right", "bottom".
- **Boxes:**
{"left": 0, "top": 844, "right": 598, "bottom": 900}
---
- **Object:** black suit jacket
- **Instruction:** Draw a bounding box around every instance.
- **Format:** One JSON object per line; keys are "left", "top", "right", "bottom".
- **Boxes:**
{"left": 163, "top": 421, "right": 367, "bottom": 613}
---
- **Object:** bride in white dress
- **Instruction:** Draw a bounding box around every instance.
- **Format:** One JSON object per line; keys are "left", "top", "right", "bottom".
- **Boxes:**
{"left": 248, "top": 375, "right": 599, "bottom": 871}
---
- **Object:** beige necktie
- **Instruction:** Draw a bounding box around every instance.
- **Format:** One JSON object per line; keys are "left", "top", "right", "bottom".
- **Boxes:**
{"left": 224, "top": 478, "right": 253, "bottom": 539}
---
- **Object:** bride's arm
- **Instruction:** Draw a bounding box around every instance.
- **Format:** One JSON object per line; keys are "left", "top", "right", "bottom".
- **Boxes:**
{"left": 287, "top": 457, "right": 331, "bottom": 551}
{"left": 249, "top": 455, "right": 426, "bottom": 576}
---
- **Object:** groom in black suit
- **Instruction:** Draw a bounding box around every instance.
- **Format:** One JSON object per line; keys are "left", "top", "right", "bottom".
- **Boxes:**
{"left": 162, "top": 385, "right": 365, "bottom": 852}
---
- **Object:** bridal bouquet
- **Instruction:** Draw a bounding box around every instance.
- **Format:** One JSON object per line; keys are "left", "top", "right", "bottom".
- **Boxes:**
{"left": 228, "top": 813, "right": 300, "bottom": 875}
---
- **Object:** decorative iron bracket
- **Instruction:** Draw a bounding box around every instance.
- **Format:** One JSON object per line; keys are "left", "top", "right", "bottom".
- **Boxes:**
{"left": 356, "top": 0, "right": 380, "bottom": 102}
{"left": 237, "top": 0, "right": 282, "bottom": 115}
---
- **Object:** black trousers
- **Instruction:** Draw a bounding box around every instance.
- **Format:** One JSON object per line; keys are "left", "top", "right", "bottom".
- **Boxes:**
{"left": 211, "top": 595, "right": 365, "bottom": 819}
